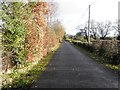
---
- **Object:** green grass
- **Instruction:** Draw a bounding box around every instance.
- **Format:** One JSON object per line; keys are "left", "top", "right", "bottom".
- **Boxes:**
{"left": 2, "top": 51, "right": 56, "bottom": 90}
{"left": 70, "top": 42, "right": 120, "bottom": 72}
{"left": 2, "top": 42, "right": 60, "bottom": 90}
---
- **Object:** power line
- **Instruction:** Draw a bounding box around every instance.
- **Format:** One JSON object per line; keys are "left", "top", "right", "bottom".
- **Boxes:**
{"left": 71, "top": 0, "right": 98, "bottom": 34}
{"left": 90, "top": 0, "right": 98, "bottom": 6}
{"left": 72, "top": 7, "right": 89, "bottom": 31}
{"left": 77, "top": 7, "right": 89, "bottom": 24}
{"left": 73, "top": 0, "right": 98, "bottom": 30}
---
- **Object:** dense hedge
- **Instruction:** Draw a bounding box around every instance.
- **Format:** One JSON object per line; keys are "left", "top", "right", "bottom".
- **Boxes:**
{"left": 72, "top": 40, "right": 120, "bottom": 65}
{"left": 1, "top": 1, "right": 64, "bottom": 72}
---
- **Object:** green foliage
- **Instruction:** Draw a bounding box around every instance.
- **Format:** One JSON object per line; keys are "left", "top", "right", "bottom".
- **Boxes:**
{"left": 75, "top": 32, "right": 86, "bottom": 42}
{"left": 1, "top": 2, "right": 35, "bottom": 65}
{"left": 71, "top": 40, "right": 120, "bottom": 65}
{"left": 1, "top": 1, "right": 64, "bottom": 89}
{"left": 2, "top": 2, "right": 26, "bottom": 65}
{"left": 105, "top": 64, "right": 120, "bottom": 71}
{"left": 71, "top": 40, "right": 120, "bottom": 71}
{"left": 2, "top": 51, "right": 55, "bottom": 89}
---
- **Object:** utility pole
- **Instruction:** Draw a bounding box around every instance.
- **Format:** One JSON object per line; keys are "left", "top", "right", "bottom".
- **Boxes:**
{"left": 118, "top": 1, "right": 120, "bottom": 38}
{"left": 88, "top": 5, "right": 90, "bottom": 44}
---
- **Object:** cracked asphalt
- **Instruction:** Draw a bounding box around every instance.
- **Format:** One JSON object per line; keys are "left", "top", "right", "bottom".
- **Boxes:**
{"left": 29, "top": 41, "right": 119, "bottom": 88}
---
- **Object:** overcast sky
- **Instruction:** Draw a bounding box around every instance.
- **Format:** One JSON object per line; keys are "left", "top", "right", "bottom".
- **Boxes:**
{"left": 55, "top": 0, "right": 119, "bottom": 35}
{"left": 1, "top": 0, "right": 119, "bottom": 35}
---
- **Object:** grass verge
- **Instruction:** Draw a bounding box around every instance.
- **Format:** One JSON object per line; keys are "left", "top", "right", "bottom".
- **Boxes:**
{"left": 2, "top": 44, "right": 60, "bottom": 90}
{"left": 70, "top": 42, "right": 120, "bottom": 72}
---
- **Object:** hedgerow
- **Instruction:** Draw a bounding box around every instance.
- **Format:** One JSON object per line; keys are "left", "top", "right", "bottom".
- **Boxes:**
{"left": 1, "top": 1, "right": 64, "bottom": 88}
{"left": 72, "top": 40, "right": 120, "bottom": 65}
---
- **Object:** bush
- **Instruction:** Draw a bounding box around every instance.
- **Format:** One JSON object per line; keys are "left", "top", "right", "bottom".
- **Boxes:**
{"left": 117, "top": 36, "right": 120, "bottom": 40}
{"left": 72, "top": 40, "right": 120, "bottom": 65}
{"left": 110, "top": 53, "right": 120, "bottom": 65}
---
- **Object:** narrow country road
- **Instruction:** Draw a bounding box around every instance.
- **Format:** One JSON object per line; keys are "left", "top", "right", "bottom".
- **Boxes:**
{"left": 30, "top": 41, "right": 118, "bottom": 88}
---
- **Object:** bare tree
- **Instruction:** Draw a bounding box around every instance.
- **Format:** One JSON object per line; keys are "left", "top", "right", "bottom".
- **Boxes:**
{"left": 112, "top": 19, "right": 120, "bottom": 40}
{"left": 52, "top": 21, "right": 65, "bottom": 42}
{"left": 97, "top": 21, "right": 112, "bottom": 40}
{"left": 77, "top": 20, "right": 113, "bottom": 41}
{"left": 90, "top": 20, "right": 98, "bottom": 40}
{"left": 119, "top": 20, "right": 120, "bottom": 39}
{"left": 47, "top": 2, "right": 58, "bottom": 25}
{"left": 77, "top": 23, "right": 89, "bottom": 42}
